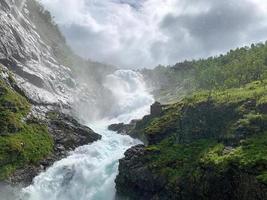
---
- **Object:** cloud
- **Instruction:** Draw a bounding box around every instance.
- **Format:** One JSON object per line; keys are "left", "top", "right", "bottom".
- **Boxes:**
{"left": 40, "top": 0, "right": 267, "bottom": 68}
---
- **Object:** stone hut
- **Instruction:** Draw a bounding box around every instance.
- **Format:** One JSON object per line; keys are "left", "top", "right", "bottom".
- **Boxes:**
{"left": 150, "top": 101, "right": 162, "bottom": 117}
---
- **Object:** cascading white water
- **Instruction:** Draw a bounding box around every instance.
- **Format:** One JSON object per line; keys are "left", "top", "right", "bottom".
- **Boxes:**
{"left": 19, "top": 70, "right": 154, "bottom": 200}
{"left": 103, "top": 69, "right": 154, "bottom": 123}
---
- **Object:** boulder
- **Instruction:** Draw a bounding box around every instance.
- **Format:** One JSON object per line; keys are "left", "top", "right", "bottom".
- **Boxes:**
{"left": 108, "top": 122, "right": 136, "bottom": 135}
{"left": 47, "top": 111, "right": 101, "bottom": 150}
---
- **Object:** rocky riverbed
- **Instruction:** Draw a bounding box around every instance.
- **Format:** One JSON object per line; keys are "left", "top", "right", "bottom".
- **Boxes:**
{"left": 7, "top": 110, "right": 101, "bottom": 185}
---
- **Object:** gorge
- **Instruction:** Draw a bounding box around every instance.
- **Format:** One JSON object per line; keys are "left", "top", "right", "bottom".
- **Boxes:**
{"left": 0, "top": 0, "right": 267, "bottom": 200}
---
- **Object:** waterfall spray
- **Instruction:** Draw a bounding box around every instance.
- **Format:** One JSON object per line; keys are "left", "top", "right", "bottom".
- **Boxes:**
{"left": 18, "top": 0, "right": 27, "bottom": 12}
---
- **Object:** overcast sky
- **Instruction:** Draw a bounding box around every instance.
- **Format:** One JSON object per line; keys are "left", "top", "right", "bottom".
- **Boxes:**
{"left": 40, "top": 0, "right": 267, "bottom": 68}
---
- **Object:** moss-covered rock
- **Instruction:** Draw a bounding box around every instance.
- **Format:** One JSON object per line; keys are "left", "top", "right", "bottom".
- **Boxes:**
{"left": 137, "top": 81, "right": 267, "bottom": 145}
{"left": 0, "top": 69, "right": 53, "bottom": 180}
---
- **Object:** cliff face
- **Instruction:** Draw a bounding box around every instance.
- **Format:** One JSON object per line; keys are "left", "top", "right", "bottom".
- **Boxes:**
{"left": 0, "top": 0, "right": 75, "bottom": 105}
{"left": 0, "top": 0, "right": 107, "bottom": 184}
{"left": 0, "top": 0, "right": 116, "bottom": 121}
{"left": 115, "top": 81, "right": 267, "bottom": 200}
{"left": 0, "top": 63, "right": 102, "bottom": 185}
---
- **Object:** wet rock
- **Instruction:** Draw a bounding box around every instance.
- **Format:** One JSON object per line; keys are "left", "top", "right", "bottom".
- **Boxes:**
{"left": 222, "top": 146, "right": 234, "bottom": 155}
{"left": 108, "top": 121, "right": 136, "bottom": 135}
{"left": 0, "top": 0, "right": 77, "bottom": 106}
{"left": 258, "top": 102, "right": 267, "bottom": 114}
{"left": 56, "top": 144, "right": 66, "bottom": 152}
{"left": 115, "top": 145, "right": 167, "bottom": 200}
{"left": 0, "top": 0, "right": 113, "bottom": 187}
{"left": 47, "top": 111, "right": 101, "bottom": 150}
{"left": 243, "top": 100, "right": 256, "bottom": 110}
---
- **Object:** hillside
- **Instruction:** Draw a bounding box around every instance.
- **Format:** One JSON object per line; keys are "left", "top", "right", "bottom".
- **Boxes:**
{"left": 116, "top": 43, "right": 267, "bottom": 199}
{"left": 142, "top": 42, "right": 267, "bottom": 103}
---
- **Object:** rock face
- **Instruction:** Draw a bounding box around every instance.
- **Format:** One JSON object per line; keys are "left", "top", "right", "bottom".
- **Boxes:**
{"left": 108, "top": 102, "right": 164, "bottom": 143}
{"left": 0, "top": 0, "right": 116, "bottom": 122}
{"left": 108, "top": 120, "right": 137, "bottom": 135}
{"left": 0, "top": 0, "right": 75, "bottom": 106}
{"left": 0, "top": 0, "right": 111, "bottom": 186}
{"left": 258, "top": 101, "right": 267, "bottom": 114}
{"left": 47, "top": 111, "right": 101, "bottom": 150}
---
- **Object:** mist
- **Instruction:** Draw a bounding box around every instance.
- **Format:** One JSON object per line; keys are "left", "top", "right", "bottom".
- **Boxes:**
{"left": 0, "top": 183, "right": 23, "bottom": 200}
{"left": 40, "top": 0, "right": 267, "bottom": 68}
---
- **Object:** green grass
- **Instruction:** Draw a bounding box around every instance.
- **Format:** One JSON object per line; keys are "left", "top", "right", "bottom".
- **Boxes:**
{"left": 0, "top": 70, "right": 53, "bottom": 179}
{"left": 145, "top": 138, "right": 217, "bottom": 183}
{"left": 257, "top": 172, "right": 267, "bottom": 185}
{"left": 0, "top": 123, "right": 53, "bottom": 179}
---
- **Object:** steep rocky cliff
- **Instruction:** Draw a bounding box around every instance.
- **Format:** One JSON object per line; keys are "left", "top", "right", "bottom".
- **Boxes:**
{"left": 0, "top": 63, "right": 101, "bottom": 185}
{"left": 0, "top": 0, "right": 109, "bottom": 185}
{"left": 0, "top": 0, "right": 74, "bottom": 105}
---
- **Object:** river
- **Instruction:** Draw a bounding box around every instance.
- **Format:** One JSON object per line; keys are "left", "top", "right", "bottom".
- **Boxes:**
{"left": 18, "top": 70, "right": 154, "bottom": 200}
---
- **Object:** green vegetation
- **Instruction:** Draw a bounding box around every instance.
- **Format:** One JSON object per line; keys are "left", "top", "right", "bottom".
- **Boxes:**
{"left": 0, "top": 123, "right": 53, "bottom": 179}
{"left": 0, "top": 70, "right": 53, "bottom": 179}
{"left": 201, "top": 132, "right": 267, "bottom": 181}
{"left": 143, "top": 42, "right": 267, "bottom": 103}
{"left": 131, "top": 47, "right": 267, "bottom": 199}
{"left": 145, "top": 138, "right": 216, "bottom": 183}
{"left": 143, "top": 80, "right": 267, "bottom": 144}
{"left": 132, "top": 78, "right": 267, "bottom": 197}
{"left": 194, "top": 43, "right": 267, "bottom": 90}
{"left": 142, "top": 131, "right": 267, "bottom": 194}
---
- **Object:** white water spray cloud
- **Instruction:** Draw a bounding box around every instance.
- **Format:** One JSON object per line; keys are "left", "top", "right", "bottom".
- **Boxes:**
{"left": 40, "top": 0, "right": 267, "bottom": 68}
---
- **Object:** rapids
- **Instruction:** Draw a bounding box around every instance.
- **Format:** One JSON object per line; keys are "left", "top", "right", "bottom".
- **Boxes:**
{"left": 19, "top": 70, "right": 154, "bottom": 200}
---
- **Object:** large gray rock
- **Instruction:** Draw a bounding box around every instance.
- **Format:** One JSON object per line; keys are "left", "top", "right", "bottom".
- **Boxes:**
{"left": 47, "top": 111, "right": 101, "bottom": 150}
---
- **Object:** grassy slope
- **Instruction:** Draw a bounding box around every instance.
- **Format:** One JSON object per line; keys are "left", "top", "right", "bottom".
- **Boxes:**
{"left": 0, "top": 67, "right": 53, "bottom": 179}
